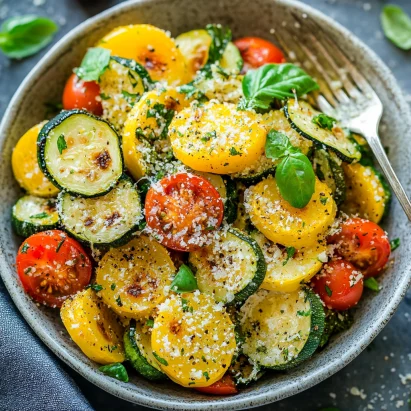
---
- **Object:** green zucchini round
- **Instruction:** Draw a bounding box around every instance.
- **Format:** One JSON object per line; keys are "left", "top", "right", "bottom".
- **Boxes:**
{"left": 188, "top": 227, "right": 266, "bottom": 306}
{"left": 223, "top": 177, "right": 239, "bottom": 224}
{"left": 240, "top": 287, "right": 325, "bottom": 370}
{"left": 58, "top": 175, "right": 142, "bottom": 247}
{"left": 38, "top": 109, "right": 123, "bottom": 197}
{"left": 124, "top": 321, "right": 166, "bottom": 381}
{"left": 285, "top": 99, "right": 361, "bottom": 163}
{"left": 12, "top": 195, "right": 59, "bottom": 237}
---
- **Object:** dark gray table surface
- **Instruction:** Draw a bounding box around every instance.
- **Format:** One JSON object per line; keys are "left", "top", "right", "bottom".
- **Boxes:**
{"left": 0, "top": 0, "right": 410, "bottom": 410}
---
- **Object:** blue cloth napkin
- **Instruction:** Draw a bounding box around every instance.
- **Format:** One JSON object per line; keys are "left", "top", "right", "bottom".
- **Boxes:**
{"left": 0, "top": 280, "right": 92, "bottom": 411}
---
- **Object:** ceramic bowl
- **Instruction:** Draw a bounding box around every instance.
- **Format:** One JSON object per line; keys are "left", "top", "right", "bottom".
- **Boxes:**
{"left": 0, "top": 0, "right": 410, "bottom": 409}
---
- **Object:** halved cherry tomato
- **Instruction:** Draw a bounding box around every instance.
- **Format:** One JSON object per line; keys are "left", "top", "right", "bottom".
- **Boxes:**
{"left": 234, "top": 37, "right": 285, "bottom": 72}
{"left": 16, "top": 230, "right": 92, "bottom": 308}
{"left": 311, "top": 259, "right": 363, "bottom": 311}
{"left": 62, "top": 73, "right": 102, "bottom": 115}
{"left": 195, "top": 374, "right": 238, "bottom": 395}
{"left": 328, "top": 218, "right": 391, "bottom": 278}
{"left": 145, "top": 173, "right": 224, "bottom": 252}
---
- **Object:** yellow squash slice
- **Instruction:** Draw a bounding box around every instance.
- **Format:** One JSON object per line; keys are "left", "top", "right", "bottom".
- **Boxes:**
{"left": 12, "top": 122, "right": 59, "bottom": 197}
{"left": 97, "top": 25, "right": 190, "bottom": 85}
{"left": 60, "top": 288, "right": 125, "bottom": 364}
{"left": 341, "top": 162, "right": 390, "bottom": 223}
{"left": 96, "top": 236, "right": 175, "bottom": 318}
{"left": 245, "top": 176, "right": 336, "bottom": 248}
{"left": 252, "top": 231, "right": 326, "bottom": 292}
{"left": 169, "top": 101, "right": 267, "bottom": 174}
{"left": 151, "top": 292, "right": 236, "bottom": 387}
{"left": 122, "top": 88, "right": 191, "bottom": 180}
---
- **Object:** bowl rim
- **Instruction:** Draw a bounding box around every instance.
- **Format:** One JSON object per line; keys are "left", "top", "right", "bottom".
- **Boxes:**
{"left": 1, "top": 0, "right": 411, "bottom": 409}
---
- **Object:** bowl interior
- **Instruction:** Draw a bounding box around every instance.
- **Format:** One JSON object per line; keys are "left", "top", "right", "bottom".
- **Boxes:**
{"left": 0, "top": 0, "right": 410, "bottom": 409}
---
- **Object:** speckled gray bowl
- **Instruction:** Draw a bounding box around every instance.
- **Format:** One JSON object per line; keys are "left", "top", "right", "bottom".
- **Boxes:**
{"left": 0, "top": 0, "right": 410, "bottom": 409}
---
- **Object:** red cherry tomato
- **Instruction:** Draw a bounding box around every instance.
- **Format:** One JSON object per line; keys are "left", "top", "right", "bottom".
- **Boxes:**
{"left": 234, "top": 37, "right": 286, "bottom": 72}
{"left": 16, "top": 230, "right": 92, "bottom": 308}
{"left": 328, "top": 218, "right": 391, "bottom": 278}
{"left": 195, "top": 374, "right": 238, "bottom": 395}
{"left": 312, "top": 259, "right": 364, "bottom": 311}
{"left": 145, "top": 173, "right": 224, "bottom": 252}
{"left": 62, "top": 73, "right": 102, "bottom": 115}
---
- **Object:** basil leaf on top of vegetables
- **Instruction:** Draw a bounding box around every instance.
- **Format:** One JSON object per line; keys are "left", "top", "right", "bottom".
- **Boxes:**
{"left": 238, "top": 63, "right": 319, "bottom": 111}
{"left": 74, "top": 47, "right": 111, "bottom": 82}
{"left": 170, "top": 264, "right": 198, "bottom": 293}
{"left": 0, "top": 15, "right": 58, "bottom": 59}
{"left": 265, "top": 129, "right": 316, "bottom": 208}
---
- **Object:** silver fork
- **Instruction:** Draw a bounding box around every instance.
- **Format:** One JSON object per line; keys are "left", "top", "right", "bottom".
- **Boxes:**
{"left": 273, "top": 13, "right": 411, "bottom": 221}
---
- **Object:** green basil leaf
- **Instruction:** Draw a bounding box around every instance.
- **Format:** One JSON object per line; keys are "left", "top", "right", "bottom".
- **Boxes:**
{"left": 312, "top": 113, "right": 336, "bottom": 131}
{"left": 239, "top": 63, "right": 319, "bottom": 110}
{"left": 364, "top": 277, "right": 380, "bottom": 292}
{"left": 171, "top": 264, "right": 198, "bottom": 293}
{"left": 381, "top": 5, "right": 411, "bottom": 50}
{"left": 0, "top": 15, "right": 58, "bottom": 59}
{"left": 74, "top": 47, "right": 111, "bottom": 82}
{"left": 390, "top": 237, "right": 400, "bottom": 251}
{"left": 265, "top": 129, "right": 295, "bottom": 160}
{"left": 276, "top": 152, "right": 315, "bottom": 208}
{"left": 99, "top": 363, "right": 129, "bottom": 382}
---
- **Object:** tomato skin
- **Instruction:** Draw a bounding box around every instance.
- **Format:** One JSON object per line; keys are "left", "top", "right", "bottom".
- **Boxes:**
{"left": 328, "top": 218, "right": 391, "bottom": 278}
{"left": 234, "top": 37, "right": 285, "bottom": 72}
{"left": 311, "top": 259, "right": 363, "bottom": 311}
{"left": 16, "top": 230, "right": 92, "bottom": 308}
{"left": 195, "top": 375, "right": 238, "bottom": 395}
{"left": 145, "top": 173, "right": 224, "bottom": 252}
{"left": 62, "top": 73, "right": 102, "bottom": 115}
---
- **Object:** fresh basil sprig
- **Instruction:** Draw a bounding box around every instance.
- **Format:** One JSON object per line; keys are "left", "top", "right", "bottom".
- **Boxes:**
{"left": 170, "top": 264, "right": 198, "bottom": 293}
{"left": 0, "top": 15, "right": 58, "bottom": 59}
{"left": 99, "top": 363, "right": 129, "bottom": 382}
{"left": 265, "top": 129, "right": 315, "bottom": 208}
{"left": 75, "top": 47, "right": 111, "bottom": 82}
{"left": 381, "top": 5, "right": 411, "bottom": 50}
{"left": 238, "top": 63, "right": 319, "bottom": 111}
{"left": 312, "top": 113, "right": 336, "bottom": 131}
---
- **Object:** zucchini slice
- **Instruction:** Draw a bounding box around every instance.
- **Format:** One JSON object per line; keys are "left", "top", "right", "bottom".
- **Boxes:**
{"left": 285, "top": 99, "right": 361, "bottom": 162}
{"left": 240, "top": 288, "right": 325, "bottom": 370}
{"left": 188, "top": 228, "right": 266, "bottom": 305}
{"left": 175, "top": 29, "right": 242, "bottom": 78}
{"left": 251, "top": 231, "right": 326, "bottom": 293}
{"left": 231, "top": 155, "right": 277, "bottom": 185}
{"left": 228, "top": 354, "right": 265, "bottom": 386}
{"left": 313, "top": 148, "right": 346, "bottom": 205}
{"left": 100, "top": 57, "right": 152, "bottom": 131}
{"left": 95, "top": 236, "right": 175, "bottom": 318}
{"left": 58, "top": 176, "right": 143, "bottom": 247}
{"left": 12, "top": 196, "right": 59, "bottom": 237}
{"left": 124, "top": 321, "right": 166, "bottom": 381}
{"left": 38, "top": 110, "right": 123, "bottom": 197}
{"left": 341, "top": 162, "right": 391, "bottom": 223}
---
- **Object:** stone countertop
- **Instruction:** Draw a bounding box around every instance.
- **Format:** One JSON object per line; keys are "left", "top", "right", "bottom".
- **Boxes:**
{"left": 0, "top": 0, "right": 410, "bottom": 410}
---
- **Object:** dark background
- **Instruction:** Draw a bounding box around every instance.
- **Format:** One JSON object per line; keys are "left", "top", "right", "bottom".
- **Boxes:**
{"left": 0, "top": 0, "right": 410, "bottom": 410}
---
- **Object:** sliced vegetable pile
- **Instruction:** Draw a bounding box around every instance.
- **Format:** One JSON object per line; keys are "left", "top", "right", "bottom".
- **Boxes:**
{"left": 11, "top": 23, "right": 397, "bottom": 394}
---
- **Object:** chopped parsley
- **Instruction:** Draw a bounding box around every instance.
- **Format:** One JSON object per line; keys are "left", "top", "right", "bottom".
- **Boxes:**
{"left": 390, "top": 238, "right": 400, "bottom": 251}
{"left": 87, "top": 284, "right": 103, "bottom": 292}
{"left": 20, "top": 243, "right": 29, "bottom": 254}
{"left": 115, "top": 295, "right": 123, "bottom": 307}
{"left": 121, "top": 90, "right": 140, "bottom": 107}
{"left": 57, "top": 134, "right": 67, "bottom": 154}
{"left": 146, "top": 319, "right": 154, "bottom": 328}
{"left": 201, "top": 130, "right": 217, "bottom": 142}
{"left": 364, "top": 277, "right": 380, "bottom": 292}
{"left": 320, "top": 195, "right": 328, "bottom": 205}
{"left": 203, "top": 371, "right": 210, "bottom": 381}
{"left": 153, "top": 352, "right": 168, "bottom": 366}
{"left": 229, "top": 147, "right": 241, "bottom": 156}
{"left": 325, "top": 284, "right": 333, "bottom": 297}
{"left": 312, "top": 113, "right": 337, "bottom": 131}
{"left": 30, "top": 212, "right": 49, "bottom": 219}
{"left": 110, "top": 283, "right": 116, "bottom": 291}
{"left": 56, "top": 239, "right": 65, "bottom": 253}
{"left": 297, "top": 309, "right": 311, "bottom": 317}
{"left": 181, "top": 298, "right": 194, "bottom": 313}
{"left": 283, "top": 246, "right": 296, "bottom": 266}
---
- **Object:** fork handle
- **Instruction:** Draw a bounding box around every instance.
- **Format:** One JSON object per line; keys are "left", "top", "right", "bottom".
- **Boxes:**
{"left": 366, "top": 132, "right": 411, "bottom": 221}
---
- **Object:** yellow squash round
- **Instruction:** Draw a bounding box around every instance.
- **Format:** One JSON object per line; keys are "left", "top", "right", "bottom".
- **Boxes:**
{"left": 169, "top": 101, "right": 267, "bottom": 174}
{"left": 96, "top": 236, "right": 175, "bottom": 318}
{"left": 97, "top": 24, "right": 190, "bottom": 85}
{"left": 246, "top": 176, "right": 336, "bottom": 248}
{"left": 60, "top": 288, "right": 125, "bottom": 364}
{"left": 151, "top": 292, "right": 236, "bottom": 387}
{"left": 122, "top": 88, "right": 192, "bottom": 180}
{"left": 12, "top": 122, "right": 59, "bottom": 197}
